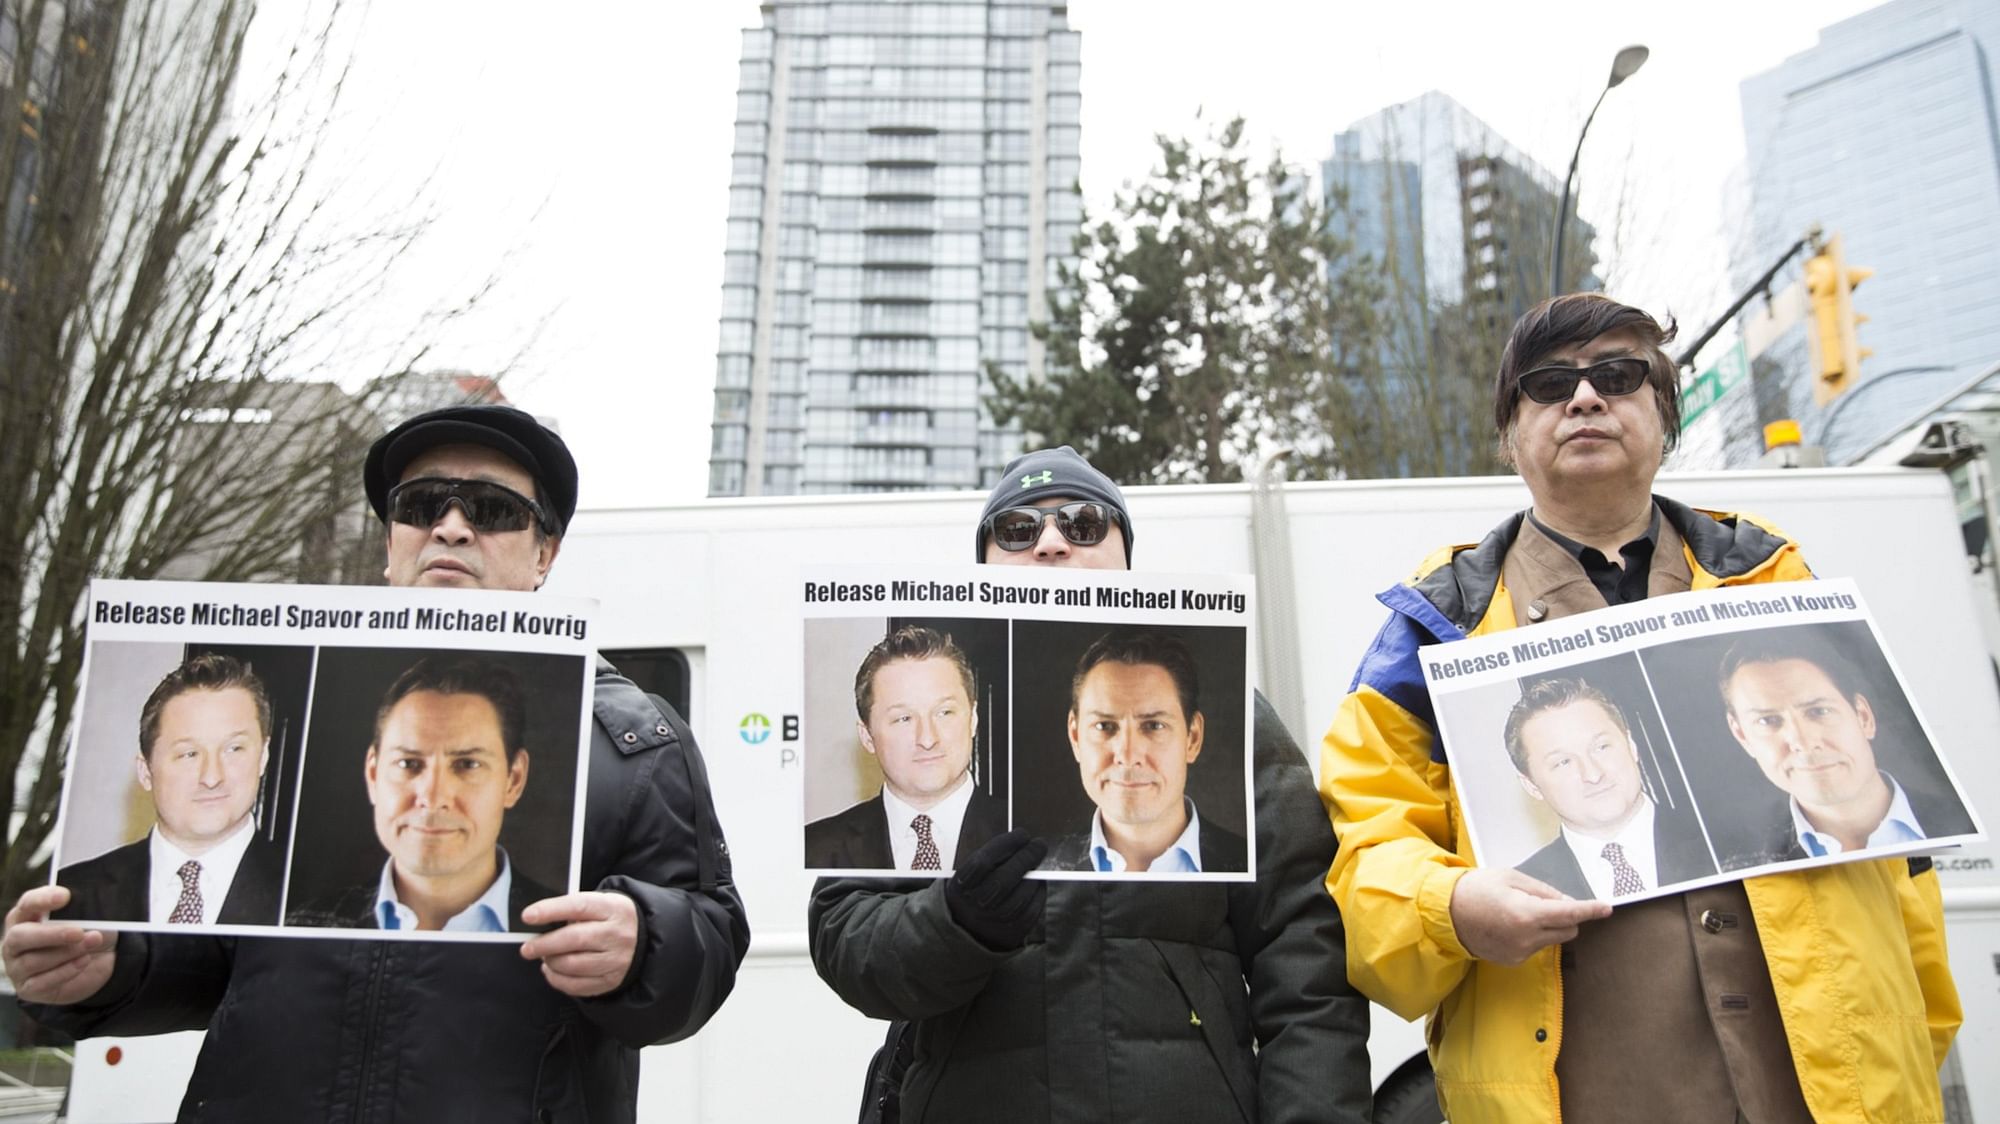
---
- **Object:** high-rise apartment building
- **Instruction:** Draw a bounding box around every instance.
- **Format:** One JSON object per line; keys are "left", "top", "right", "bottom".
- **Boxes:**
{"left": 707, "top": 0, "right": 1082, "bottom": 496}
{"left": 1692, "top": 0, "right": 2000, "bottom": 468}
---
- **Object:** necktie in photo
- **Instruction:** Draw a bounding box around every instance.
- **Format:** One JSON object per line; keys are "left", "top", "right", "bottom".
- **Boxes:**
{"left": 1600, "top": 842, "right": 1645, "bottom": 897}
{"left": 169, "top": 859, "right": 204, "bottom": 924}
{"left": 911, "top": 814, "right": 941, "bottom": 870}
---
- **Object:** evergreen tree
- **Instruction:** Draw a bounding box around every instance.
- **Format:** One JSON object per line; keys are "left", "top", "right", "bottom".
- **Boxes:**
{"left": 988, "top": 116, "right": 1379, "bottom": 484}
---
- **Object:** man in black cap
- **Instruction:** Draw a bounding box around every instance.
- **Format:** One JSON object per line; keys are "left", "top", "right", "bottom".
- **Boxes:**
{"left": 364, "top": 402, "right": 576, "bottom": 591}
{"left": 809, "top": 445, "right": 1371, "bottom": 1122}
{"left": 6, "top": 405, "right": 751, "bottom": 1123}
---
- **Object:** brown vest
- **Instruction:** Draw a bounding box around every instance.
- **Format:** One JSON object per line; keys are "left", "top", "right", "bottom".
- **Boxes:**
{"left": 1504, "top": 517, "right": 1811, "bottom": 1124}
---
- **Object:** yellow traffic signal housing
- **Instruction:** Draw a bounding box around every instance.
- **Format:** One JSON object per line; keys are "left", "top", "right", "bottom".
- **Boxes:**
{"left": 1804, "top": 234, "right": 1873, "bottom": 404}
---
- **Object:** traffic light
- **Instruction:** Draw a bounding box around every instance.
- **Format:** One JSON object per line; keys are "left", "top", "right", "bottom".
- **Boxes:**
{"left": 1804, "top": 234, "right": 1873, "bottom": 404}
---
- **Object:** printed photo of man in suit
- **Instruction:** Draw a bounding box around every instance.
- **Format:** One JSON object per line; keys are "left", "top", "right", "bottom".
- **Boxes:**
{"left": 1718, "top": 635, "right": 1965, "bottom": 862}
{"left": 287, "top": 655, "right": 557, "bottom": 932}
{"left": 1041, "top": 629, "right": 1248, "bottom": 874}
{"left": 805, "top": 625, "right": 1004, "bottom": 871}
{"left": 56, "top": 653, "right": 283, "bottom": 925}
{"left": 1506, "top": 676, "right": 1716, "bottom": 899}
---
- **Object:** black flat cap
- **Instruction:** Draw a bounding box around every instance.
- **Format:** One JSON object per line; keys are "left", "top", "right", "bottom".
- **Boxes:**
{"left": 364, "top": 404, "right": 578, "bottom": 533}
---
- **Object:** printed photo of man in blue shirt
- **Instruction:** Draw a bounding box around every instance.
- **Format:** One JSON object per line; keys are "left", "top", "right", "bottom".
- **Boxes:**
{"left": 290, "top": 655, "right": 558, "bottom": 932}
{"left": 1719, "top": 635, "right": 1948, "bottom": 861}
{"left": 1043, "top": 629, "right": 1247, "bottom": 875}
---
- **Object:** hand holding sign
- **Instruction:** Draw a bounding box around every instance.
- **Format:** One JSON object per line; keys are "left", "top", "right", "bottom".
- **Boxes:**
{"left": 1448, "top": 866, "right": 1611, "bottom": 965}
{"left": 3, "top": 887, "right": 117, "bottom": 1005}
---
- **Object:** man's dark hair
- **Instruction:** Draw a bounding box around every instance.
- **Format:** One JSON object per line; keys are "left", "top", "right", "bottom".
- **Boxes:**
{"left": 1717, "top": 632, "right": 1871, "bottom": 713}
{"left": 373, "top": 656, "right": 528, "bottom": 763}
{"left": 853, "top": 626, "right": 976, "bottom": 723}
{"left": 1502, "top": 677, "right": 1630, "bottom": 776}
{"left": 1069, "top": 629, "right": 1200, "bottom": 723}
{"left": 1494, "top": 293, "right": 1682, "bottom": 457}
{"left": 138, "top": 653, "right": 272, "bottom": 760}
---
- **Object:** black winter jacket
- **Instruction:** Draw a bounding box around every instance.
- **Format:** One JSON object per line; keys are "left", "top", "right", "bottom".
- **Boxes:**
{"left": 810, "top": 694, "right": 1372, "bottom": 1124}
{"left": 26, "top": 664, "right": 750, "bottom": 1123}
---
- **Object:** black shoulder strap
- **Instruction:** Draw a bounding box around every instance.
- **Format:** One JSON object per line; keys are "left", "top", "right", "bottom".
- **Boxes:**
{"left": 857, "top": 1020, "right": 913, "bottom": 1123}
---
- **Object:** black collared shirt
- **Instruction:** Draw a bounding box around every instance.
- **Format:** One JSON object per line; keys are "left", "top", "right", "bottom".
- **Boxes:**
{"left": 1529, "top": 506, "right": 1661, "bottom": 606}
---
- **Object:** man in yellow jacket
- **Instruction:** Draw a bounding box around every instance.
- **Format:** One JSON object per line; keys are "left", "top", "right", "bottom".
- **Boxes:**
{"left": 1322, "top": 293, "right": 1960, "bottom": 1123}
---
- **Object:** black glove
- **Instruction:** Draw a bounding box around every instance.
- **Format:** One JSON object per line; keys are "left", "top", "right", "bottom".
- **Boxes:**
{"left": 944, "top": 830, "right": 1048, "bottom": 951}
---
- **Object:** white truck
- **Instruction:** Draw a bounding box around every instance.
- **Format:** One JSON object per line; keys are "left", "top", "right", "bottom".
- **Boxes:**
{"left": 61, "top": 467, "right": 2000, "bottom": 1123}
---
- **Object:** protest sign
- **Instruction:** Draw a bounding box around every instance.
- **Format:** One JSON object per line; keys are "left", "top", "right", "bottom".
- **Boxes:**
{"left": 50, "top": 579, "right": 595, "bottom": 941}
{"left": 802, "top": 563, "right": 1256, "bottom": 882}
{"left": 1424, "top": 578, "right": 1984, "bottom": 903}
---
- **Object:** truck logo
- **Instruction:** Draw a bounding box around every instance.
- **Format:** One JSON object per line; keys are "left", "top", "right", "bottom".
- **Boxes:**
{"left": 739, "top": 713, "right": 772, "bottom": 744}
{"left": 1021, "top": 470, "right": 1052, "bottom": 488}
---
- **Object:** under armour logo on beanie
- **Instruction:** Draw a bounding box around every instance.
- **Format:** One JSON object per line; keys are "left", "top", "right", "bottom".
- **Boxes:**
{"left": 976, "top": 446, "right": 1134, "bottom": 564}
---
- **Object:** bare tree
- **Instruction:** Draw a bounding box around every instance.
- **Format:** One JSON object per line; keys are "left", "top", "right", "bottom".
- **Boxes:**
{"left": 0, "top": 0, "right": 479, "bottom": 901}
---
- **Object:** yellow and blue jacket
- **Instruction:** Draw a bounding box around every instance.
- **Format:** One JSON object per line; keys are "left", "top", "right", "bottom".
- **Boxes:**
{"left": 1321, "top": 498, "right": 1959, "bottom": 1123}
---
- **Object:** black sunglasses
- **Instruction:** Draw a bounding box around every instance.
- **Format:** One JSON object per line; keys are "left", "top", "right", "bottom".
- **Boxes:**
{"left": 387, "top": 477, "right": 553, "bottom": 535}
{"left": 985, "top": 502, "right": 1119, "bottom": 552}
{"left": 1516, "top": 357, "right": 1651, "bottom": 405}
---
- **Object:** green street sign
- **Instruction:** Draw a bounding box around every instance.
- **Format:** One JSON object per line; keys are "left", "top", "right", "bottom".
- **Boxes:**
{"left": 1682, "top": 340, "right": 1749, "bottom": 427}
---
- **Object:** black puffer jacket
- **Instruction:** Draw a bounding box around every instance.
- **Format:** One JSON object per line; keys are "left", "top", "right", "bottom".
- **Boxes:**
{"left": 810, "top": 694, "right": 1372, "bottom": 1124}
{"left": 26, "top": 665, "right": 749, "bottom": 1123}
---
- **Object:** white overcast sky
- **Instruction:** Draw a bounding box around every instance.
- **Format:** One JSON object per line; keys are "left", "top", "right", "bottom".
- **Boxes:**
{"left": 247, "top": 0, "right": 1883, "bottom": 510}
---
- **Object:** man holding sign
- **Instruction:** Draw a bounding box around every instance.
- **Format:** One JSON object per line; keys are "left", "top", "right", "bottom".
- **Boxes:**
{"left": 811, "top": 446, "right": 1369, "bottom": 1122}
{"left": 1321, "top": 294, "right": 1958, "bottom": 1122}
{"left": 5, "top": 405, "right": 750, "bottom": 1122}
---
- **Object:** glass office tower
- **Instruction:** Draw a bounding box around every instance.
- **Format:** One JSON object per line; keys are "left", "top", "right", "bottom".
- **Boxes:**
{"left": 1688, "top": 0, "right": 2000, "bottom": 468}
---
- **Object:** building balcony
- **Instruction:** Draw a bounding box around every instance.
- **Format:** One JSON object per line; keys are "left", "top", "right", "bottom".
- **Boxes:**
{"left": 854, "top": 424, "right": 934, "bottom": 447}
{"left": 862, "top": 269, "right": 935, "bottom": 302}
{"left": 860, "top": 305, "right": 935, "bottom": 336}
{"left": 862, "top": 236, "right": 935, "bottom": 266}
{"left": 865, "top": 134, "right": 940, "bottom": 166}
{"left": 850, "top": 378, "right": 935, "bottom": 409}
{"left": 866, "top": 168, "right": 937, "bottom": 199}
{"left": 862, "top": 202, "right": 939, "bottom": 233}
{"left": 855, "top": 358, "right": 933, "bottom": 376}
{"left": 866, "top": 104, "right": 947, "bottom": 131}
{"left": 848, "top": 464, "right": 936, "bottom": 486}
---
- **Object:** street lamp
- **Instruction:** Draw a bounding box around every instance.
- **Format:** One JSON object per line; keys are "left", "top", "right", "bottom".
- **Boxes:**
{"left": 1549, "top": 44, "right": 1649, "bottom": 297}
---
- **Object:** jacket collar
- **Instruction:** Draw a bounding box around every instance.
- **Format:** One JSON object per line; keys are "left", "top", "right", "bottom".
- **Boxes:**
{"left": 1655, "top": 495, "right": 1796, "bottom": 583}
{"left": 1400, "top": 496, "right": 1795, "bottom": 634}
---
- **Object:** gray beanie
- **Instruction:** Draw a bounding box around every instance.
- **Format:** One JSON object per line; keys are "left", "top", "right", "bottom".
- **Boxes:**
{"left": 975, "top": 446, "right": 1133, "bottom": 563}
